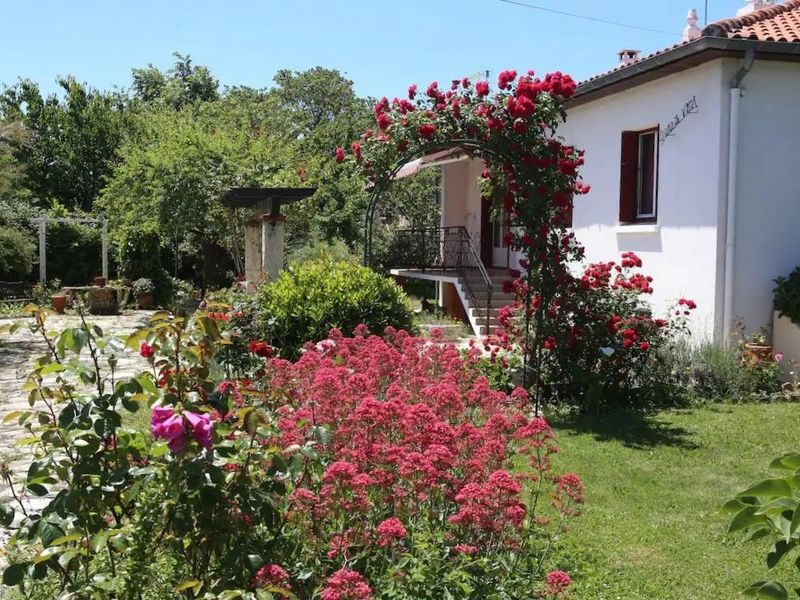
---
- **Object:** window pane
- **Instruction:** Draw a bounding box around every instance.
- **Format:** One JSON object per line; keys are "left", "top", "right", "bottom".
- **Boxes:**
{"left": 638, "top": 132, "right": 656, "bottom": 216}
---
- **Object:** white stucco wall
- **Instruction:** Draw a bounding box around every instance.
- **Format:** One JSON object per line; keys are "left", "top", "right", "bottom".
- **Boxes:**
{"left": 731, "top": 60, "right": 800, "bottom": 336}
{"left": 560, "top": 60, "right": 730, "bottom": 341}
{"left": 441, "top": 160, "right": 485, "bottom": 244}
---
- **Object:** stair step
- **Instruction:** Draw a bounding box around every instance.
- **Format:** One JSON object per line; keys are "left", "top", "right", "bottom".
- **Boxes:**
{"left": 468, "top": 292, "right": 515, "bottom": 303}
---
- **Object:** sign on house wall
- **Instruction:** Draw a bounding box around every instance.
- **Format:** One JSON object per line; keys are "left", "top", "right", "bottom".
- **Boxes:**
{"left": 660, "top": 96, "right": 699, "bottom": 144}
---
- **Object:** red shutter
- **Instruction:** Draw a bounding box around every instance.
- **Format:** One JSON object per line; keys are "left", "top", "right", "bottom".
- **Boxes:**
{"left": 619, "top": 131, "right": 639, "bottom": 222}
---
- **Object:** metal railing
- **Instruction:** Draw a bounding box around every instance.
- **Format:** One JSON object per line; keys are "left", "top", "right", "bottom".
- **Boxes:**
{"left": 389, "top": 226, "right": 494, "bottom": 332}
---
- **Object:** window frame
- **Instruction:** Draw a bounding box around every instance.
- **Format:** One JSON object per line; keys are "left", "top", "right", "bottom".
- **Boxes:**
{"left": 619, "top": 126, "right": 660, "bottom": 224}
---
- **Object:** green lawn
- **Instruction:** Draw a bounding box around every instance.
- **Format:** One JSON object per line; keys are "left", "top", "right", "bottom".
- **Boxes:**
{"left": 547, "top": 403, "right": 800, "bottom": 599}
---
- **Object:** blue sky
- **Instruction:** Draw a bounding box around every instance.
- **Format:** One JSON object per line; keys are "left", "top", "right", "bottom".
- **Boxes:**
{"left": 2, "top": 0, "right": 748, "bottom": 99}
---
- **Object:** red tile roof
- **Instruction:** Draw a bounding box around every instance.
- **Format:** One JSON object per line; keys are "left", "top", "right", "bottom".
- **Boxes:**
{"left": 578, "top": 1, "right": 800, "bottom": 89}
{"left": 712, "top": 0, "right": 800, "bottom": 42}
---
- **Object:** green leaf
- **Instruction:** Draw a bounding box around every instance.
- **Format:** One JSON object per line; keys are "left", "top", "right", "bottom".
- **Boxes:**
{"left": 246, "top": 553, "right": 264, "bottom": 572}
{"left": 3, "top": 563, "right": 27, "bottom": 586}
{"left": 26, "top": 483, "right": 48, "bottom": 497}
{"left": 0, "top": 503, "right": 14, "bottom": 527}
{"left": 753, "top": 581, "right": 789, "bottom": 600}
{"left": 38, "top": 522, "right": 64, "bottom": 547}
{"left": 90, "top": 530, "right": 110, "bottom": 553}
{"left": 176, "top": 579, "right": 202, "bottom": 593}
{"left": 731, "top": 506, "right": 762, "bottom": 533}
{"left": 33, "top": 546, "right": 64, "bottom": 564}
{"left": 739, "top": 479, "right": 793, "bottom": 499}
{"left": 767, "top": 540, "right": 795, "bottom": 569}
{"left": 770, "top": 453, "right": 800, "bottom": 471}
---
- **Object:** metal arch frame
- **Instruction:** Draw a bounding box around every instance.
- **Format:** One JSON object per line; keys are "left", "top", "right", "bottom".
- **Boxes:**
{"left": 362, "top": 140, "right": 509, "bottom": 267}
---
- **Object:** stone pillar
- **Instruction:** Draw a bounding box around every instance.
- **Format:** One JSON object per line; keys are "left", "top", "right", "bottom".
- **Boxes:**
{"left": 262, "top": 215, "right": 286, "bottom": 282}
{"left": 244, "top": 220, "right": 264, "bottom": 292}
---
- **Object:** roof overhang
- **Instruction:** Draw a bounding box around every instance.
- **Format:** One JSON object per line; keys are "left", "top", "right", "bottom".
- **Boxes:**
{"left": 569, "top": 37, "right": 800, "bottom": 108}
{"left": 221, "top": 187, "right": 316, "bottom": 214}
{"left": 393, "top": 148, "right": 468, "bottom": 181}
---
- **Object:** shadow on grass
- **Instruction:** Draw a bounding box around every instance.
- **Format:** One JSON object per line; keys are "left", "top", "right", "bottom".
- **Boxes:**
{"left": 549, "top": 407, "right": 700, "bottom": 450}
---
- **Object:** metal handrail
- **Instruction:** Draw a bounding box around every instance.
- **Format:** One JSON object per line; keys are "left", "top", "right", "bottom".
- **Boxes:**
{"left": 390, "top": 226, "right": 494, "bottom": 334}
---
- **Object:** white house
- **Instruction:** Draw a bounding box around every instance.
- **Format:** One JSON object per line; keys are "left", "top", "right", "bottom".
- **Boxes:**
{"left": 391, "top": 0, "right": 800, "bottom": 342}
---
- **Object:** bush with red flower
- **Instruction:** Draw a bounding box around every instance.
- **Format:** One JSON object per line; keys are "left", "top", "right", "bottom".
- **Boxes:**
{"left": 486, "top": 251, "right": 697, "bottom": 409}
{"left": 1, "top": 307, "right": 582, "bottom": 599}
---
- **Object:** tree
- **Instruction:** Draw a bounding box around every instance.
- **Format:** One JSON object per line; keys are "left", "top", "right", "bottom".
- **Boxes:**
{"left": 0, "top": 78, "right": 126, "bottom": 212}
{"left": 131, "top": 53, "right": 219, "bottom": 109}
{"left": 98, "top": 105, "right": 298, "bottom": 289}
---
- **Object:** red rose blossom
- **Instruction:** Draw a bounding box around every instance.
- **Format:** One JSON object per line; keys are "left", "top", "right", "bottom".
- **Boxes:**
{"left": 139, "top": 342, "right": 155, "bottom": 358}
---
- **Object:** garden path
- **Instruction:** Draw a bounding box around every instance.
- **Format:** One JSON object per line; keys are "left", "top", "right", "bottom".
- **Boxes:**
{"left": 0, "top": 312, "right": 152, "bottom": 547}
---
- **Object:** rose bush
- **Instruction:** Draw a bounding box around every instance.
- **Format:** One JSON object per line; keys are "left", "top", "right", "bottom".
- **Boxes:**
{"left": 338, "top": 69, "right": 588, "bottom": 408}
{"left": 483, "top": 252, "right": 696, "bottom": 410}
{"left": 1, "top": 307, "right": 581, "bottom": 599}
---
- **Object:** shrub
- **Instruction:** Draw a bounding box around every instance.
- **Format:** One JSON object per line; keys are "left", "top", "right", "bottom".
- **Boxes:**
{"left": 0, "top": 308, "right": 582, "bottom": 599}
{"left": 255, "top": 258, "right": 414, "bottom": 357}
{"left": 118, "top": 229, "right": 166, "bottom": 281}
{"left": 725, "top": 452, "right": 800, "bottom": 598}
{"left": 775, "top": 266, "right": 800, "bottom": 325}
{"left": 131, "top": 277, "right": 155, "bottom": 296}
{"left": 487, "top": 252, "right": 694, "bottom": 411}
{"left": 45, "top": 220, "right": 103, "bottom": 285}
{"left": 0, "top": 226, "right": 34, "bottom": 281}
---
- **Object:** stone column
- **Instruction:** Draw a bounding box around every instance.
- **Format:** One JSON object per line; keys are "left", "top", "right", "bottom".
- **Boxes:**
{"left": 261, "top": 215, "right": 286, "bottom": 282}
{"left": 244, "top": 219, "right": 264, "bottom": 292}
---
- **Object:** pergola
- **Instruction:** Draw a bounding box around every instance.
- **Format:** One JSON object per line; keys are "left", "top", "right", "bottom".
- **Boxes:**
{"left": 30, "top": 217, "right": 109, "bottom": 283}
{"left": 221, "top": 187, "right": 315, "bottom": 289}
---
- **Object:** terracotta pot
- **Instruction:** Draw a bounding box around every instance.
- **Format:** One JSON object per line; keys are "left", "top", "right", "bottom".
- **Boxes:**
{"left": 744, "top": 343, "right": 773, "bottom": 366}
{"left": 51, "top": 294, "right": 67, "bottom": 314}
{"left": 93, "top": 276, "right": 107, "bottom": 287}
{"left": 137, "top": 292, "right": 154, "bottom": 309}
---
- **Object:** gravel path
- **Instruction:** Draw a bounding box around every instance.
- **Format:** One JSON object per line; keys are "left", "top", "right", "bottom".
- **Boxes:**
{"left": 0, "top": 311, "right": 153, "bottom": 546}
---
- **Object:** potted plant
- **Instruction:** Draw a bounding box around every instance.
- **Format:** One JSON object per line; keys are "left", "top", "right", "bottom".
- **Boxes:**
{"left": 93, "top": 276, "right": 107, "bottom": 287}
{"left": 743, "top": 326, "right": 773, "bottom": 366}
{"left": 132, "top": 278, "right": 155, "bottom": 309}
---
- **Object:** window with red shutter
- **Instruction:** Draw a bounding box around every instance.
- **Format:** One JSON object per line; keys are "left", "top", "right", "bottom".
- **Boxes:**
{"left": 619, "top": 128, "right": 659, "bottom": 223}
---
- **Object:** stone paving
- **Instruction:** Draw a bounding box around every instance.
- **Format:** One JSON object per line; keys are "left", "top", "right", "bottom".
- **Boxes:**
{"left": 0, "top": 311, "right": 153, "bottom": 545}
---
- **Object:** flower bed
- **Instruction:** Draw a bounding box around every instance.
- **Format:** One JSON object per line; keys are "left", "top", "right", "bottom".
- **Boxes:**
{"left": 0, "top": 309, "right": 582, "bottom": 599}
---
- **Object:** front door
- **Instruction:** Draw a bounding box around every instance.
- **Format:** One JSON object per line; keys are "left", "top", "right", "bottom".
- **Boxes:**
{"left": 491, "top": 214, "right": 510, "bottom": 269}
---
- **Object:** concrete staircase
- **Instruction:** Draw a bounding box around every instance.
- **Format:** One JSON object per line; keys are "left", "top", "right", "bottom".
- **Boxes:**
{"left": 461, "top": 269, "right": 516, "bottom": 337}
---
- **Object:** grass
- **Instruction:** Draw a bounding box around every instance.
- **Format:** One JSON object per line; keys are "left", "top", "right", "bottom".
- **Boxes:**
{"left": 548, "top": 403, "right": 800, "bottom": 599}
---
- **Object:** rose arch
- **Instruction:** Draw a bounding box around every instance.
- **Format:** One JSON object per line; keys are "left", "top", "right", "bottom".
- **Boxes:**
{"left": 337, "top": 70, "right": 590, "bottom": 408}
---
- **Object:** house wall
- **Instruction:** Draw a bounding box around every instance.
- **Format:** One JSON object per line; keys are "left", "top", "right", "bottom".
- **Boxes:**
{"left": 440, "top": 160, "right": 484, "bottom": 242}
{"left": 731, "top": 60, "right": 800, "bottom": 337}
{"left": 560, "top": 60, "right": 730, "bottom": 341}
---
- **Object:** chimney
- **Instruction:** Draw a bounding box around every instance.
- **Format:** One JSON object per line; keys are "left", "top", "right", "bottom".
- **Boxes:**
{"left": 617, "top": 49, "right": 641, "bottom": 67}
{"left": 683, "top": 9, "right": 702, "bottom": 42}
{"left": 737, "top": 0, "right": 776, "bottom": 16}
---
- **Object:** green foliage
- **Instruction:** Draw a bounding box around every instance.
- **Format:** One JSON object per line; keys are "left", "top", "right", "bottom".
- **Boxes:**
{"left": 118, "top": 229, "right": 167, "bottom": 281}
{"left": 775, "top": 267, "right": 800, "bottom": 326}
{"left": 0, "top": 226, "right": 34, "bottom": 280}
{"left": 726, "top": 452, "right": 800, "bottom": 599}
{"left": 255, "top": 258, "right": 414, "bottom": 357}
{"left": 131, "top": 53, "right": 219, "bottom": 109}
{"left": 286, "top": 237, "right": 356, "bottom": 266}
{"left": 0, "top": 78, "right": 126, "bottom": 212}
{"left": 45, "top": 218, "right": 103, "bottom": 285}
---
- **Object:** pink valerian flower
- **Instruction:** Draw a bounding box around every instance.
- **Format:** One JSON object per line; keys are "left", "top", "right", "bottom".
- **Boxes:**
{"left": 775, "top": 352, "right": 784, "bottom": 363}
{"left": 375, "top": 517, "right": 407, "bottom": 547}
{"left": 407, "top": 84, "right": 417, "bottom": 99}
{"left": 418, "top": 123, "right": 437, "bottom": 139}
{"left": 335, "top": 147, "right": 345, "bottom": 163}
{"left": 475, "top": 80, "right": 490, "bottom": 96}
{"left": 254, "top": 564, "right": 291, "bottom": 590}
{"left": 552, "top": 472, "right": 584, "bottom": 516}
{"left": 351, "top": 142, "right": 362, "bottom": 161}
{"left": 546, "top": 570, "right": 572, "bottom": 597}
{"left": 452, "top": 544, "right": 479, "bottom": 555}
{"left": 248, "top": 340, "right": 273, "bottom": 358}
{"left": 321, "top": 568, "right": 372, "bottom": 600}
{"left": 139, "top": 342, "right": 155, "bottom": 358}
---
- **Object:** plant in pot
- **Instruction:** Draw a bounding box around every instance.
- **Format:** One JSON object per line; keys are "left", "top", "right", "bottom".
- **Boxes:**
{"left": 32, "top": 279, "right": 65, "bottom": 313}
{"left": 132, "top": 278, "right": 155, "bottom": 309}
{"left": 743, "top": 325, "right": 773, "bottom": 366}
